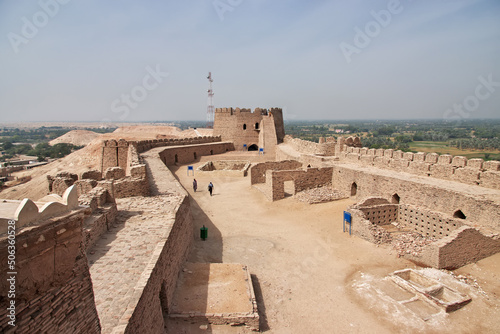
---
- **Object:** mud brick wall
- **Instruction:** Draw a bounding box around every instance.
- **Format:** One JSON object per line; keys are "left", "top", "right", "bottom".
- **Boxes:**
{"left": 83, "top": 204, "right": 117, "bottom": 251}
{"left": 214, "top": 107, "right": 269, "bottom": 151}
{"left": 332, "top": 164, "right": 500, "bottom": 232}
{"left": 250, "top": 160, "right": 303, "bottom": 185}
{"left": 135, "top": 136, "right": 222, "bottom": 153}
{"left": 0, "top": 211, "right": 100, "bottom": 333}
{"left": 158, "top": 142, "right": 234, "bottom": 166}
{"left": 347, "top": 208, "right": 391, "bottom": 244}
{"left": 282, "top": 135, "right": 336, "bottom": 156}
{"left": 339, "top": 146, "right": 500, "bottom": 190}
{"left": 123, "top": 195, "right": 193, "bottom": 334}
{"left": 408, "top": 226, "right": 500, "bottom": 269}
{"left": 435, "top": 227, "right": 500, "bottom": 269}
{"left": 398, "top": 204, "right": 464, "bottom": 239}
{"left": 113, "top": 176, "right": 149, "bottom": 198}
{"left": 267, "top": 167, "right": 333, "bottom": 201}
{"left": 0, "top": 166, "right": 23, "bottom": 177}
{"left": 359, "top": 204, "right": 398, "bottom": 226}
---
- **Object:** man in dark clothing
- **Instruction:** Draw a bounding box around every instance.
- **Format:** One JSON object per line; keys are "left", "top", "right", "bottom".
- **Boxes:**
{"left": 208, "top": 182, "right": 214, "bottom": 196}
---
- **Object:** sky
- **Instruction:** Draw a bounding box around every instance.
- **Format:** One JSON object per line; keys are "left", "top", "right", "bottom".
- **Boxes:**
{"left": 0, "top": 0, "right": 499, "bottom": 123}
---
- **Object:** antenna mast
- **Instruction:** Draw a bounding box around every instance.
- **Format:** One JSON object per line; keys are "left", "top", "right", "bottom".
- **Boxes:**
{"left": 206, "top": 72, "right": 214, "bottom": 128}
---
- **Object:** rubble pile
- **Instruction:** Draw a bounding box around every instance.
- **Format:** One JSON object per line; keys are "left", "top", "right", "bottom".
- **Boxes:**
{"left": 391, "top": 231, "right": 437, "bottom": 257}
{"left": 295, "top": 186, "right": 347, "bottom": 204}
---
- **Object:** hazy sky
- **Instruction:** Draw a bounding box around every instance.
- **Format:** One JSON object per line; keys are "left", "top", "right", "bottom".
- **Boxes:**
{"left": 0, "top": 0, "right": 499, "bottom": 123}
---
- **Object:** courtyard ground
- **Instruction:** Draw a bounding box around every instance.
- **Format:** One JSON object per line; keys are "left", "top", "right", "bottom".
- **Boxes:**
{"left": 167, "top": 153, "right": 500, "bottom": 333}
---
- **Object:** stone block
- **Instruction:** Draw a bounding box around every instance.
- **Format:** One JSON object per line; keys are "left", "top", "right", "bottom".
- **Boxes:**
{"left": 425, "top": 153, "right": 439, "bottom": 164}
{"left": 438, "top": 154, "right": 453, "bottom": 164}
{"left": 104, "top": 167, "right": 126, "bottom": 180}
{"left": 430, "top": 164, "right": 455, "bottom": 180}
{"left": 384, "top": 149, "right": 394, "bottom": 158}
{"left": 452, "top": 156, "right": 467, "bottom": 168}
{"left": 454, "top": 168, "right": 479, "bottom": 185}
{"left": 403, "top": 152, "right": 414, "bottom": 161}
{"left": 392, "top": 150, "right": 404, "bottom": 159}
{"left": 408, "top": 161, "right": 430, "bottom": 176}
{"left": 413, "top": 152, "right": 426, "bottom": 162}
{"left": 467, "top": 158, "right": 483, "bottom": 169}
{"left": 479, "top": 171, "right": 500, "bottom": 190}
{"left": 483, "top": 160, "right": 500, "bottom": 171}
{"left": 81, "top": 170, "right": 102, "bottom": 181}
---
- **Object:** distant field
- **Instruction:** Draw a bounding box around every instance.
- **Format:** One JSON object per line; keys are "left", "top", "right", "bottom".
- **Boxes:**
{"left": 409, "top": 141, "right": 500, "bottom": 160}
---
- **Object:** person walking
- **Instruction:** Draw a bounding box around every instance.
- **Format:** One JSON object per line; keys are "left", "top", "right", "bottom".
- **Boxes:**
{"left": 208, "top": 182, "right": 214, "bottom": 196}
{"left": 193, "top": 179, "right": 197, "bottom": 192}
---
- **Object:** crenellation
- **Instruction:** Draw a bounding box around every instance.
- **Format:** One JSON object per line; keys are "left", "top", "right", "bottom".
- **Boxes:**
{"left": 425, "top": 153, "right": 439, "bottom": 164}
{"left": 403, "top": 152, "right": 414, "bottom": 161}
{"left": 383, "top": 149, "right": 394, "bottom": 158}
{"left": 392, "top": 150, "right": 403, "bottom": 159}
{"left": 467, "top": 158, "right": 484, "bottom": 169}
{"left": 484, "top": 160, "right": 500, "bottom": 171}
{"left": 438, "top": 154, "right": 453, "bottom": 164}
{"left": 413, "top": 152, "right": 426, "bottom": 162}
{"left": 452, "top": 156, "right": 467, "bottom": 168}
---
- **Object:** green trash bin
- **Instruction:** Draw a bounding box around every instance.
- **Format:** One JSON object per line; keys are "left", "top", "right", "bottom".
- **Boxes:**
{"left": 200, "top": 225, "right": 208, "bottom": 240}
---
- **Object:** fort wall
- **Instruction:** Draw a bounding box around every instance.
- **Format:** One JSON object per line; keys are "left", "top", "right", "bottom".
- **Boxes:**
{"left": 0, "top": 210, "right": 101, "bottom": 333}
{"left": 266, "top": 167, "right": 333, "bottom": 201}
{"left": 123, "top": 195, "right": 192, "bottom": 334}
{"left": 333, "top": 164, "right": 499, "bottom": 232}
{"left": 158, "top": 142, "right": 234, "bottom": 166}
{"left": 340, "top": 146, "right": 500, "bottom": 190}
{"left": 250, "top": 160, "right": 303, "bottom": 185}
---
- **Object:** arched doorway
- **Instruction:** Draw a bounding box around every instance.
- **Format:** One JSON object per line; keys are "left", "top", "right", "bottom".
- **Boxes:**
{"left": 350, "top": 182, "right": 357, "bottom": 196}
{"left": 248, "top": 144, "right": 258, "bottom": 151}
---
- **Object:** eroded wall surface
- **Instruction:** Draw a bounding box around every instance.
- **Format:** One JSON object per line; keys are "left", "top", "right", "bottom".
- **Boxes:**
{"left": 0, "top": 211, "right": 101, "bottom": 333}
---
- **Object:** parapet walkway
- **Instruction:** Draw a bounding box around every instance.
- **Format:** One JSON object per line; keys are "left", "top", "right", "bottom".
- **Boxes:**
{"left": 88, "top": 148, "right": 185, "bottom": 333}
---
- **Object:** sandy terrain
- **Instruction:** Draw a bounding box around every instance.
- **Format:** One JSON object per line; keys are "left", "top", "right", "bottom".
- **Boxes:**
{"left": 169, "top": 156, "right": 500, "bottom": 333}
{"left": 49, "top": 130, "right": 101, "bottom": 146}
{"left": 0, "top": 125, "right": 213, "bottom": 201}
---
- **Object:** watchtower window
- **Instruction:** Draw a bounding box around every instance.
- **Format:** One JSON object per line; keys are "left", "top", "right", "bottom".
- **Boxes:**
{"left": 255, "top": 122, "right": 259, "bottom": 130}
{"left": 243, "top": 124, "right": 247, "bottom": 130}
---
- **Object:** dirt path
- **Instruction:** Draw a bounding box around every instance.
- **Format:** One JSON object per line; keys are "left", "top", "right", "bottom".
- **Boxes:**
{"left": 170, "top": 158, "right": 500, "bottom": 333}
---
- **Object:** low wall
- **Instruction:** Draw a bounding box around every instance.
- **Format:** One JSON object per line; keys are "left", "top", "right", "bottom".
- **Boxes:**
{"left": 250, "top": 160, "right": 303, "bottom": 184}
{"left": 123, "top": 195, "right": 192, "bottom": 334}
{"left": 158, "top": 142, "right": 234, "bottom": 166}
{"left": 347, "top": 198, "right": 500, "bottom": 269}
{"left": 332, "top": 164, "right": 500, "bottom": 232}
{"left": 340, "top": 147, "right": 500, "bottom": 190}
{"left": 266, "top": 167, "right": 333, "bottom": 201}
{"left": 282, "top": 136, "right": 336, "bottom": 156}
{"left": 197, "top": 160, "right": 251, "bottom": 177}
{"left": 0, "top": 211, "right": 101, "bottom": 333}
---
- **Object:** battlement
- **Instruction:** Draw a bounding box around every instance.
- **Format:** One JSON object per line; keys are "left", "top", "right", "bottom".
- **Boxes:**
{"left": 340, "top": 145, "right": 500, "bottom": 190}
{"left": 215, "top": 107, "right": 282, "bottom": 116}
